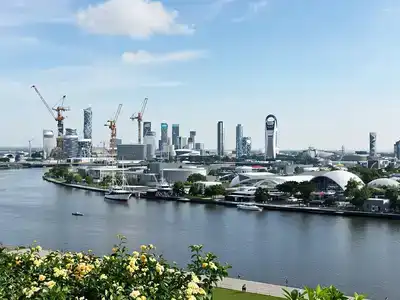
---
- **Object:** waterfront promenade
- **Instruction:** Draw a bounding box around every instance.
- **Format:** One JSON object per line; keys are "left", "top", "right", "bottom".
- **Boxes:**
{"left": 43, "top": 175, "right": 400, "bottom": 221}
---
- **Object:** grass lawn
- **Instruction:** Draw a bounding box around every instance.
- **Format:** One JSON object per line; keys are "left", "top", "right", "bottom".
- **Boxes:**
{"left": 213, "top": 288, "right": 284, "bottom": 300}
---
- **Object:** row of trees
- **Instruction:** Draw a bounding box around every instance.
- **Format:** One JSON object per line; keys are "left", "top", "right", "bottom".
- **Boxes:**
{"left": 46, "top": 165, "right": 94, "bottom": 185}
{"left": 275, "top": 181, "right": 317, "bottom": 202}
{"left": 172, "top": 181, "right": 227, "bottom": 198}
{"left": 344, "top": 178, "right": 400, "bottom": 210}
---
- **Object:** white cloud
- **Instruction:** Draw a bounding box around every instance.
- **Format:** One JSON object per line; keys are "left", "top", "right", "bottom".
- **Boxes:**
{"left": 121, "top": 50, "right": 206, "bottom": 64}
{"left": 232, "top": 0, "right": 267, "bottom": 23}
{"left": 76, "top": 0, "right": 194, "bottom": 38}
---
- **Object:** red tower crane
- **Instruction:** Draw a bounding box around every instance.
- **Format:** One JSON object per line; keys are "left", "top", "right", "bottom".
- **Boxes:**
{"left": 130, "top": 97, "right": 148, "bottom": 144}
{"left": 105, "top": 104, "right": 122, "bottom": 158}
{"left": 31, "top": 85, "right": 69, "bottom": 154}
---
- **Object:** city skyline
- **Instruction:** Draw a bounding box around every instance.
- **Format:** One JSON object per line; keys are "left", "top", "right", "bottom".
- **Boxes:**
{"left": 1, "top": 0, "right": 400, "bottom": 150}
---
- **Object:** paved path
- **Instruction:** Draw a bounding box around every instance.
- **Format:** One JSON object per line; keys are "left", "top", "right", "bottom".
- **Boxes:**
{"left": 219, "top": 277, "right": 298, "bottom": 298}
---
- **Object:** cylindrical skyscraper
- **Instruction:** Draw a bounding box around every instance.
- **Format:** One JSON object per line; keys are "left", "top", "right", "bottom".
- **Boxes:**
{"left": 83, "top": 107, "right": 92, "bottom": 140}
{"left": 236, "top": 124, "right": 243, "bottom": 158}
{"left": 265, "top": 115, "right": 278, "bottom": 160}
{"left": 217, "top": 121, "right": 224, "bottom": 156}
{"left": 63, "top": 128, "right": 79, "bottom": 158}
{"left": 369, "top": 132, "right": 377, "bottom": 157}
{"left": 43, "top": 129, "right": 55, "bottom": 159}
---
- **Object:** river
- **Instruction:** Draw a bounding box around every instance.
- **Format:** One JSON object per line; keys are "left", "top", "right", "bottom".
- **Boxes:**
{"left": 0, "top": 168, "right": 398, "bottom": 299}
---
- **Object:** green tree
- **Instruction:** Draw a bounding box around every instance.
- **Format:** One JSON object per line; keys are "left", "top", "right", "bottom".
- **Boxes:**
{"left": 344, "top": 178, "right": 361, "bottom": 198}
{"left": 384, "top": 187, "right": 399, "bottom": 210}
{"left": 85, "top": 175, "right": 93, "bottom": 185}
{"left": 294, "top": 166, "right": 304, "bottom": 174}
{"left": 101, "top": 175, "right": 112, "bottom": 187}
{"left": 187, "top": 173, "right": 207, "bottom": 183}
{"left": 0, "top": 157, "right": 10, "bottom": 162}
{"left": 351, "top": 186, "right": 371, "bottom": 209}
{"left": 189, "top": 185, "right": 201, "bottom": 196}
{"left": 115, "top": 173, "right": 123, "bottom": 185}
{"left": 204, "top": 185, "right": 226, "bottom": 197}
{"left": 254, "top": 187, "right": 269, "bottom": 203}
{"left": 276, "top": 181, "right": 299, "bottom": 196}
{"left": 208, "top": 169, "right": 218, "bottom": 176}
{"left": 283, "top": 285, "right": 366, "bottom": 300}
{"left": 73, "top": 174, "right": 82, "bottom": 183}
{"left": 173, "top": 181, "right": 186, "bottom": 196}
{"left": 65, "top": 172, "right": 75, "bottom": 184}
{"left": 297, "top": 181, "right": 316, "bottom": 203}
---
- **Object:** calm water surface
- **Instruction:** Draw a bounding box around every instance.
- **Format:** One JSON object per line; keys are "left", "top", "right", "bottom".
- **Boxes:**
{"left": 0, "top": 169, "right": 399, "bottom": 299}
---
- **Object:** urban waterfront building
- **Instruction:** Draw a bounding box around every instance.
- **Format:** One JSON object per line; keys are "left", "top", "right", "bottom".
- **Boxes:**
{"left": 63, "top": 128, "right": 79, "bottom": 158}
{"left": 144, "top": 131, "right": 156, "bottom": 160}
{"left": 194, "top": 143, "right": 204, "bottom": 150}
{"left": 117, "top": 144, "right": 147, "bottom": 160}
{"left": 190, "top": 131, "right": 196, "bottom": 145}
{"left": 395, "top": 141, "right": 400, "bottom": 160}
{"left": 265, "top": 114, "right": 278, "bottom": 159}
{"left": 369, "top": 132, "right": 377, "bottom": 157}
{"left": 241, "top": 137, "right": 252, "bottom": 157}
{"left": 172, "top": 124, "right": 180, "bottom": 149}
{"left": 160, "top": 123, "right": 168, "bottom": 150}
{"left": 217, "top": 121, "right": 224, "bottom": 156}
{"left": 77, "top": 139, "right": 92, "bottom": 157}
{"left": 188, "top": 137, "right": 194, "bottom": 150}
{"left": 83, "top": 107, "right": 92, "bottom": 140}
{"left": 43, "top": 129, "right": 55, "bottom": 159}
{"left": 143, "top": 122, "right": 151, "bottom": 138}
{"left": 236, "top": 124, "right": 243, "bottom": 158}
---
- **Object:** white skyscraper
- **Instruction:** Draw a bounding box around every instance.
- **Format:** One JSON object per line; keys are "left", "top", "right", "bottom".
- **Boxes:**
{"left": 265, "top": 115, "right": 278, "bottom": 159}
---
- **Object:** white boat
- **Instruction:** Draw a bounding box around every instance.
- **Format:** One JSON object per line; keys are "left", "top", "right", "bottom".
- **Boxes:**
{"left": 104, "top": 162, "right": 132, "bottom": 202}
{"left": 237, "top": 203, "right": 263, "bottom": 211}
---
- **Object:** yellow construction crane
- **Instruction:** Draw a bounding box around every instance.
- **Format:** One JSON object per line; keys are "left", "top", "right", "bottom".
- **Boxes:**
{"left": 105, "top": 104, "right": 122, "bottom": 158}
{"left": 130, "top": 97, "right": 148, "bottom": 144}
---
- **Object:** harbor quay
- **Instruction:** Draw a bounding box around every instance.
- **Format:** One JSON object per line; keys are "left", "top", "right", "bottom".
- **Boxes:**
{"left": 43, "top": 175, "right": 400, "bottom": 221}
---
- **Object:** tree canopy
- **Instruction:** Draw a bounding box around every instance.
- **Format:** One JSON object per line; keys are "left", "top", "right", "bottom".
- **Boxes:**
{"left": 187, "top": 173, "right": 207, "bottom": 183}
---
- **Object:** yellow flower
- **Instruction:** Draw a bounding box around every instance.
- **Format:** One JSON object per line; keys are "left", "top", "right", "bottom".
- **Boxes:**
{"left": 100, "top": 274, "right": 108, "bottom": 280}
{"left": 141, "top": 296, "right": 147, "bottom": 300}
{"left": 33, "top": 259, "right": 42, "bottom": 267}
{"left": 140, "top": 254, "right": 147, "bottom": 264}
{"left": 112, "top": 247, "right": 118, "bottom": 253}
{"left": 45, "top": 281, "right": 56, "bottom": 289}
{"left": 209, "top": 262, "right": 217, "bottom": 270}
{"left": 155, "top": 263, "right": 164, "bottom": 275}
{"left": 129, "top": 290, "right": 141, "bottom": 298}
{"left": 15, "top": 260, "right": 21, "bottom": 266}
{"left": 36, "top": 246, "right": 42, "bottom": 252}
{"left": 202, "top": 262, "right": 208, "bottom": 268}
{"left": 77, "top": 253, "right": 83, "bottom": 259}
{"left": 132, "top": 251, "right": 139, "bottom": 258}
{"left": 140, "top": 245, "right": 147, "bottom": 251}
{"left": 38, "top": 275, "right": 46, "bottom": 281}
{"left": 187, "top": 296, "right": 196, "bottom": 300}
{"left": 148, "top": 244, "right": 154, "bottom": 249}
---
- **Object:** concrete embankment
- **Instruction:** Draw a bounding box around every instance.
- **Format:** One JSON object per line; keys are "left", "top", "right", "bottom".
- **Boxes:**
{"left": 43, "top": 176, "right": 107, "bottom": 193}
{"left": 43, "top": 176, "right": 400, "bottom": 221}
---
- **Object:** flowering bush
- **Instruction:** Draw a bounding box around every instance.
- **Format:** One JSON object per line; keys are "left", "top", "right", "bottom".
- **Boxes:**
{"left": 0, "top": 236, "right": 230, "bottom": 299}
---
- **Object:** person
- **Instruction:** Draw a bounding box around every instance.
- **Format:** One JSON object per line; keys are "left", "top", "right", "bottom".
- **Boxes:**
{"left": 242, "top": 284, "right": 246, "bottom": 292}
{"left": 237, "top": 274, "right": 241, "bottom": 279}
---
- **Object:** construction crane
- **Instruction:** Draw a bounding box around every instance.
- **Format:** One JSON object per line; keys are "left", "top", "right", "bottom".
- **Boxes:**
{"left": 31, "top": 85, "right": 69, "bottom": 151}
{"left": 105, "top": 104, "right": 122, "bottom": 158}
{"left": 130, "top": 97, "right": 148, "bottom": 144}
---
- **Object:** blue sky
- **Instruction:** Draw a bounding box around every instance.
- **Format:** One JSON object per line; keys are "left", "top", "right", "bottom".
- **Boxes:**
{"left": 1, "top": 0, "right": 399, "bottom": 151}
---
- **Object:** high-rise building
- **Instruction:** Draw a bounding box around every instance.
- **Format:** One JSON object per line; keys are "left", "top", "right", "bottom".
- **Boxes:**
{"left": 394, "top": 141, "right": 400, "bottom": 160}
{"left": 172, "top": 124, "right": 179, "bottom": 148}
{"left": 188, "top": 137, "right": 194, "bottom": 150}
{"left": 83, "top": 107, "right": 92, "bottom": 140}
{"left": 143, "top": 122, "right": 151, "bottom": 138}
{"left": 161, "top": 123, "right": 168, "bottom": 150}
{"left": 144, "top": 131, "right": 156, "bottom": 160}
{"left": 63, "top": 128, "right": 79, "bottom": 158}
{"left": 236, "top": 124, "right": 243, "bottom": 158}
{"left": 190, "top": 131, "right": 196, "bottom": 145}
{"left": 241, "top": 137, "right": 252, "bottom": 157}
{"left": 43, "top": 129, "right": 55, "bottom": 159}
{"left": 217, "top": 121, "right": 224, "bottom": 156}
{"left": 181, "top": 137, "right": 188, "bottom": 149}
{"left": 265, "top": 115, "right": 278, "bottom": 159}
{"left": 369, "top": 132, "right": 377, "bottom": 157}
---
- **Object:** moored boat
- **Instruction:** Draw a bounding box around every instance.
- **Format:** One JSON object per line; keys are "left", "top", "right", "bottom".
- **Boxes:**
{"left": 237, "top": 203, "right": 263, "bottom": 212}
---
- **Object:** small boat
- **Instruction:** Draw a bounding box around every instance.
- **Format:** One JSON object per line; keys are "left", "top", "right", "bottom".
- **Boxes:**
{"left": 237, "top": 203, "right": 263, "bottom": 212}
{"left": 72, "top": 212, "right": 84, "bottom": 216}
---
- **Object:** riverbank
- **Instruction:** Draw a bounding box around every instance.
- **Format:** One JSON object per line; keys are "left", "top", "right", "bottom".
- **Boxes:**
{"left": 43, "top": 176, "right": 400, "bottom": 221}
